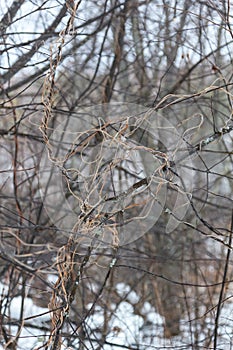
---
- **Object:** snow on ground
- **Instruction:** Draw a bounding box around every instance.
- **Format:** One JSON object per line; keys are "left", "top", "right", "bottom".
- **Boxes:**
{"left": 1, "top": 282, "right": 233, "bottom": 349}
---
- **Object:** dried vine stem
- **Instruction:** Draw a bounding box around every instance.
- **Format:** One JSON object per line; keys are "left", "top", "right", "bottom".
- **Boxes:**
{"left": 40, "top": 0, "right": 81, "bottom": 161}
{"left": 39, "top": 2, "right": 82, "bottom": 349}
